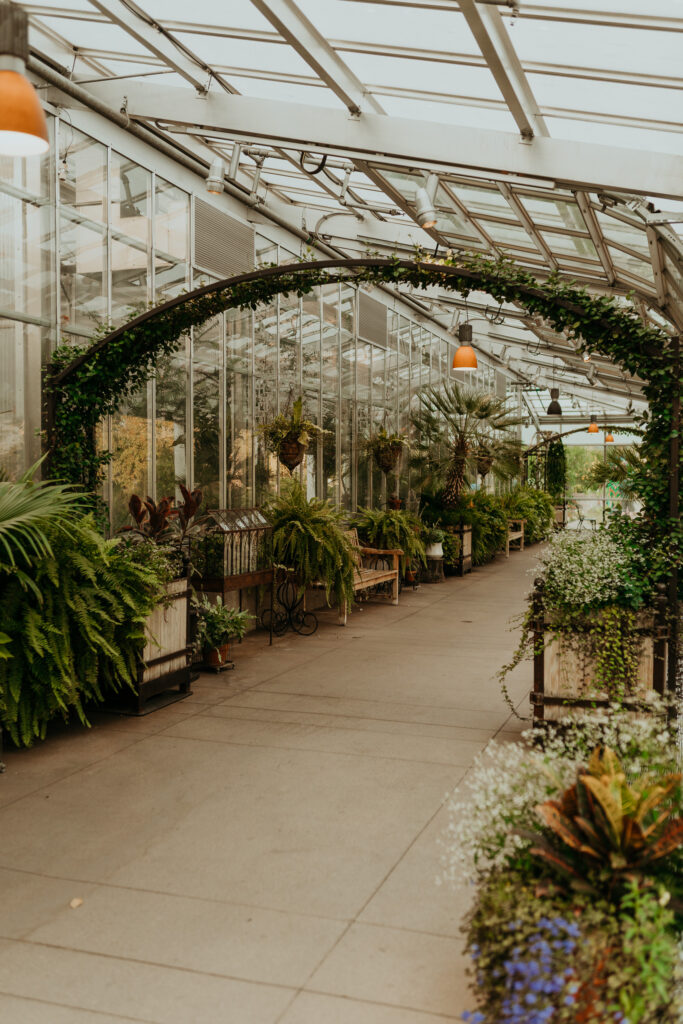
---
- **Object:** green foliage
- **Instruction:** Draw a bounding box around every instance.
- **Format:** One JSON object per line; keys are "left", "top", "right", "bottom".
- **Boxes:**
{"left": 0, "top": 517, "right": 167, "bottom": 746}
{"left": 499, "top": 487, "right": 555, "bottom": 544}
{"left": 195, "top": 595, "right": 251, "bottom": 650}
{"left": 258, "top": 396, "right": 325, "bottom": 453}
{"left": 264, "top": 480, "right": 356, "bottom": 609}
{"left": 363, "top": 429, "right": 408, "bottom": 456}
{"left": 0, "top": 461, "right": 83, "bottom": 592}
{"left": 47, "top": 253, "right": 679, "bottom": 588}
{"left": 530, "top": 746, "right": 683, "bottom": 894}
{"left": 411, "top": 380, "right": 523, "bottom": 506}
{"left": 546, "top": 437, "right": 567, "bottom": 500}
{"left": 585, "top": 444, "right": 644, "bottom": 499}
{"left": 464, "top": 868, "right": 680, "bottom": 1024}
{"left": 352, "top": 506, "right": 426, "bottom": 572}
{"left": 441, "top": 530, "right": 461, "bottom": 569}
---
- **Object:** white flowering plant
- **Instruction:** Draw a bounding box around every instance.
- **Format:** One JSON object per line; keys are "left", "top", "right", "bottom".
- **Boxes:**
{"left": 537, "top": 529, "right": 650, "bottom": 612}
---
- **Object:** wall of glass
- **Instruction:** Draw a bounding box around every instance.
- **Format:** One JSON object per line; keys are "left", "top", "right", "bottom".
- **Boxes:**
{"left": 1, "top": 110, "right": 500, "bottom": 528}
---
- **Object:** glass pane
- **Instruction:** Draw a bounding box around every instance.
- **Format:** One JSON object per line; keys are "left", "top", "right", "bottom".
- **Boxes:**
{"left": 0, "top": 320, "right": 43, "bottom": 476}
{"left": 111, "top": 153, "right": 150, "bottom": 247}
{"left": 155, "top": 345, "right": 187, "bottom": 504}
{"left": 155, "top": 179, "right": 189, "bottom": 300}
{"left": 111, "top": 237, "right": 149, "bottom": 325}
{"left": 59, "top": 215, "right": 107, "bottom": 334}
{"left": 193, "top": 316, "right": 222, "bottom": 507}
{"left": 226, "top": 370, "right": 252, "bottom": 509}
{"left": 0, "top": 182, "right": 54, "bottom": 323}
{"left": 58, "top": 125, "right": 106, "bottom": 223}
{"left": 111, "top": 384, "right": 150, "bottom": 531}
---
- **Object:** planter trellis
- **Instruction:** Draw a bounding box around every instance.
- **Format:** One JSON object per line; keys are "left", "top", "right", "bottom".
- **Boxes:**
{"left": 44, "top": 254, "right": 682, "bottom": 693}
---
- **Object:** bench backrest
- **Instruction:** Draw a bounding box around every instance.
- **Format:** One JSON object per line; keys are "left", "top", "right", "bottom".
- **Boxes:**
{"left": 343, "top": 528, "right": 363, "bottom": 569}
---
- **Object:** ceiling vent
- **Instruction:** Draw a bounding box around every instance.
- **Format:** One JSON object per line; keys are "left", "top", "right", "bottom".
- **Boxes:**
{"left": 193, "top": 198, "right": 255, "bottom": 279}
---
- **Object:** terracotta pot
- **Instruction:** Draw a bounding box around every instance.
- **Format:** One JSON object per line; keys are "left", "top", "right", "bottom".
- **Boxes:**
{"left": 387, "top": 494, "right": 403, "bottom": 510}
{"left": 207, "top": 642, "right": 231, "bottom": 667}
{"left": 374, "top": 444, "right": 403, "bottom": 474}
{"left": 279, "top": 436, "right": 307, "bottom": 472}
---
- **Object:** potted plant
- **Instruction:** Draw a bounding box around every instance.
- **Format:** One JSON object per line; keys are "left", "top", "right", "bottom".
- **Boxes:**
{"left": 352, "top": 506, "right": 426, "bottom": 575}
{"left": 263, "top": 480, "right": 356, "bottom": 613}
{"left": 196, "top": 596, "right": 251, "bottom": 670}
{"left": 424, "top": 525, "right": 445, "bottom": 559}
{"left": 364, "top": 429, "right": 408, "bottom": 475}
{"left": 118, "top": 485, "right": 206, "bottom": 712}
{"left": 259, "top": 397, "right": 326, "bottom": 473}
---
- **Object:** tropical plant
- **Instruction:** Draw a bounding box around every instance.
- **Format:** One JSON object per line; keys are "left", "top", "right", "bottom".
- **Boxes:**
{"left": 195, "top": 595, "right": 251, "bottom": 652}
{"left": 585, "top": 444, "right": 644, "bottom": 499}
{"left": 500, "top": 487, "right": 554, "bottom": 544}
{"left": 0, "top": 515, "right": 168, "bottom": 746}
{"left": 264, "top": 480, "right": 356, "bottom": 609}
{"left": 121, "top": 484, "right": 205, "bottom": 575}
{"left": 411, "top": 382, "right": 523, "bottom": 507}
{"left": 363, "top": 429, "right": 408, "bottom": 475}
{"left": 259, "top": 397, "right": 325, "bottom": 472}
{"left": 529, "top": 746, "right": 683, "bottom": 894}
{"left": 0, "top": 460, "right": 83, "bottom": 592}
{"left": 546, "top": 437, "right": 567, "bottom": 501}
{"left": 441, "top": 530, "right": 461, "bottom": 570}
{"left": 352, "top": 506, "right": 426, "bottom": 572}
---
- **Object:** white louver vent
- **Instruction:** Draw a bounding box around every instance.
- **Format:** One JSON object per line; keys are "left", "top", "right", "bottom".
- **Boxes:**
{"left": 358, "top": 291, "right": 387, "bottom": 346}
{"left": 193, "top": 198, "right": 255, "bottom": 279}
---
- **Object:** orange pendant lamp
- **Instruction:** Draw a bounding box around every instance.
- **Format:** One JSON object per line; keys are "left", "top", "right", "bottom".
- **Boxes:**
{"left": 605, "top": 432, "right": 615, "bottom": 443}
{"left": 588, "top": 412, "right": 599, "bottom": 433}
{"left": 452, "top": 322, "right": 478, "bottom": 370}
{"left": 0, "top": 4, "right": 49, "bottom": 157}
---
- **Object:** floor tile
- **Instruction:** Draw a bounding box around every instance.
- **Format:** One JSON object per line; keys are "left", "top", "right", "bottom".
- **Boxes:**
{"left": 280, "top": 991, "right": 461, "bottom": 1023}
{"left": 0, "top": 939, "right": 292, "bottom": 1024}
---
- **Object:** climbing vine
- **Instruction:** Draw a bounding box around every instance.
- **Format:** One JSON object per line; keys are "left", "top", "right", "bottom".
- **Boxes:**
{"left": 46, "top": 251, "right": 679, "bottom": 570}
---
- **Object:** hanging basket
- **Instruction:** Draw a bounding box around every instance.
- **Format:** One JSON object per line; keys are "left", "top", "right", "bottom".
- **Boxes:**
{"left": 374, "top": 444, "right": 403, "bottom": 474}
{"left": 278, "top": 435, "right": 307, "bottom": 472}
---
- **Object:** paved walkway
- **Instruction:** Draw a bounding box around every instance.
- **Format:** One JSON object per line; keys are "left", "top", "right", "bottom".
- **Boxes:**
{"left": 0, "top": 547, "right": 536, "bottom": 1023}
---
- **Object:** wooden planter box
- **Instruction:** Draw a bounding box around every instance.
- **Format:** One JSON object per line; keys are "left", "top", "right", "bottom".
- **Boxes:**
{"left": 531, "top": 609, "right": 668, "bottom": 724}
{"left": 134, "top": 577, "right": 193, "bottom": 713}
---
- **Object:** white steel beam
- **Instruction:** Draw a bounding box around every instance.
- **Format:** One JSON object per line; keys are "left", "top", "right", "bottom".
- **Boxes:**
{"left": 457, "top": 0, "right": 546, "bottom": 140}
{"left": 86, "top": 0, "right": 232, "bottom": 94}
{"left": 574, "top": 192, "right": 616, "bottom": 286}
{"left": 249, "top": 0, "right": 384, "bottom": 115}
{"left": 83, "top": 81, "right": 683, "bottom": 199}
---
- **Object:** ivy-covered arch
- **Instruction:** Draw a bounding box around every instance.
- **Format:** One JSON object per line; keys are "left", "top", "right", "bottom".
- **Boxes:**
{"left": 47, "top": 252, "right": 679, "bottom": 558}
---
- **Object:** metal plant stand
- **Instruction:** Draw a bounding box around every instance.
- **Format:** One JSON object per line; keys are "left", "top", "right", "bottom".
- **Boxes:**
{"left": 260, "top": 573, "right": 318, "bottom": 637}
{"left": 423, "top": 556, "right": 445, "bottom": 584}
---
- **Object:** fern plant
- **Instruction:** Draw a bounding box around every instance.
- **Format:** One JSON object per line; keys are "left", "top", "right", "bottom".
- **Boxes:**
{"left": 264, "top": 480, "right": 356, "bottom": 610}
{"left": 0, "top": 515, "right": 167, "bottom": 746}
{"left": 0, "top": 460, "right": 83, "bottom": 593}
{"left": 352, "top": 507, "right": 426, "bottom": 572}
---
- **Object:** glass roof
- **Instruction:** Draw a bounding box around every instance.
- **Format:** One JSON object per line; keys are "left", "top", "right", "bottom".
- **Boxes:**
{"left": 24, "top": 0, "right": 683, "bottom": 414}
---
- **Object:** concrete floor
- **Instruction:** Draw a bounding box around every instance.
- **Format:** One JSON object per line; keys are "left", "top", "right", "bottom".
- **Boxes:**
{"left": 0, "top": 547, "right": 535, "bottom": 1024}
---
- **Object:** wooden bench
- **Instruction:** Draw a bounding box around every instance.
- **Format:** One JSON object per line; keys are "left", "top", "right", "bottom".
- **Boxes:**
{"left": 338, "top": 528, "right": 402, "bottom": 625}
{"left": 504, "top": 518, "right": 525, "bottom": 558}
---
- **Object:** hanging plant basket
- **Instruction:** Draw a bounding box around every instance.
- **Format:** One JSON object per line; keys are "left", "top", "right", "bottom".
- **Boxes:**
{"left": 374, "top": 443, "right": 404, "bottom": 474}
{"left": 279, "top": 435, "right": 307, "bottom": 472}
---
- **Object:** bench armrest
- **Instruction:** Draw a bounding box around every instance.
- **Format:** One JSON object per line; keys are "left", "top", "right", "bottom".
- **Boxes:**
{"left": 508, "top": 518, "right": 526, "bottom": 528}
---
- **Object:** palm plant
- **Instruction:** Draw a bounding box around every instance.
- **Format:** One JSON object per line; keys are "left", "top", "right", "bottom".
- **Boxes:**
{"left": 411, "top": 383, "right": 523, "bottom": 507}
{"left": 584, "top": 445, "right": 643, "bottom": 499}
{"left": 0, "top": 460, "right": 82, "bottom": 590}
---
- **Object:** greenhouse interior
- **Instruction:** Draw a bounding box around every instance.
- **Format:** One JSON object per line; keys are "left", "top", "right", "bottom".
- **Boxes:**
{"left": 1, "top": 0, "right": 683, "bottom": 1020}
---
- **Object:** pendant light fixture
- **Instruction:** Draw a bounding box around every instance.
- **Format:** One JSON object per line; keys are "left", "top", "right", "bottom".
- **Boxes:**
{"left": 605, "top": 432, "right": 614, "bottom": 443}
{"left": 414, "top": 173, "right": 439, "bottom": 230}
{"left": 205, "top": 157, "right": 225, "bottom": 194}
{"left": 546, "top": 387, "right": 562, "bottom": 416}
{"left": 588, "top": 412, "right": 599, "bottom": 433}
{"left": 452, "top": 322, "right": 478, "bottom": 370}
{"left": 0, "top": 3, "right": 49, "bottom": 156}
